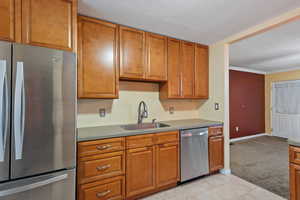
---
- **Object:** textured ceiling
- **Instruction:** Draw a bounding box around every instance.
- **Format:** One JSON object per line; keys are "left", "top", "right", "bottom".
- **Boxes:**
{"left": 78, "top": 0, "right": 300, "bottom": 45}
{"left": 230, "top": 19, "right": 300, "bottom": 73}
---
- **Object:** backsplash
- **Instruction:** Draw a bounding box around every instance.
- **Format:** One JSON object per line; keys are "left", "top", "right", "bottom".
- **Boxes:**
{"left": 77, "top": 81, "right": 202, "bottom": 128}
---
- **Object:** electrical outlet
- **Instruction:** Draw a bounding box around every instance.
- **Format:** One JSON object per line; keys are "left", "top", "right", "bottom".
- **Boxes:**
{"left": 99, "top": 108, "right": 106, "bottom": 117}
{"left": 235, "top": 126, "right": 239, "bottom": 132}
{"left": 169, "top": 106, "right": 174, "bottom": 114}
{"left": 214, "top": 103, "right": 220, "bottom": 111}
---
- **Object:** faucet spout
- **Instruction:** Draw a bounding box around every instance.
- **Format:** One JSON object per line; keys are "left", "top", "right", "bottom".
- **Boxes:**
{"left": 138, "top": 101, "right": 148, "bottom": 124}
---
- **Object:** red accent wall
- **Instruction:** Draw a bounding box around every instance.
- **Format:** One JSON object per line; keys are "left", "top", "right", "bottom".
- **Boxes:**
{"left": 229, "top": 70, "right": 265, "bottom": 139}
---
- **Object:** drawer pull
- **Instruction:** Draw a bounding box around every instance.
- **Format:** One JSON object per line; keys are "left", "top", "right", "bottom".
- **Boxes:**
{"left": 96, "top": 164, "right": 111, "bottom": 171}
{"left": 96, "top": 190, "right": 111, "bottom": 198}
{"left": 96, "top": 144, "right": 112, "bottom": 150}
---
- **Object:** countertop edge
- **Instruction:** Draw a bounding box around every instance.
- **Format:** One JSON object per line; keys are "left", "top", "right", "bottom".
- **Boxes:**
{"left": 77, "top": 120, "right": 223, "bottom": 142}
{"left": 288, "top": 139, "right": 300, "bottom": 147}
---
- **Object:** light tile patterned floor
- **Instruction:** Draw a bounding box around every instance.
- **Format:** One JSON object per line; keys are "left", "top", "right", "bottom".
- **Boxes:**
{"left": 142, "top": 174, "right": 286, "bottom": 200}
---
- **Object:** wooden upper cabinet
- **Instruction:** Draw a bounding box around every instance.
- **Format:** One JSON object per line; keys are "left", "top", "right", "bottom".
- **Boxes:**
{"left": 167, "top": 38, "right": 181, "bottom": 97}
{"left": 156, "top": 142, "right": 179, "bottom": 188}
{"left": 77, "top": 16, "right": 119, "bottom": 99}
{"left": 21, "top": 0, "right": 77, "bottom": 51}
{"left": 160, "top": 39, "right": 209, "bottom": 99}
{"left": 194, "top": 45, "right": 209, "bottom": 99}
{"left": 119, "top": 26, "right": 145, "bottom": 80}
{"left": 209, "top": 135, "right": 224, "bottom": 173}
{"left": 181, "top": 41, "right": 195, "bottom": 98}
{"left": 126, "top": 146, "right": 156, "bottom": 198}
{"left": 0, "top": 0, "right": 15, "bottom": 41}
{"left": 145, "top": 33, "right": 167, "bottom": 81}
{"left": 160, "top": 38, "right": 181, "bottom": 99}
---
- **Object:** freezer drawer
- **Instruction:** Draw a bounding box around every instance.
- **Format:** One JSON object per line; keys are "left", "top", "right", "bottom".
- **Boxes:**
{"left": 0, "top": 169, "right": 75, "bottom": 200}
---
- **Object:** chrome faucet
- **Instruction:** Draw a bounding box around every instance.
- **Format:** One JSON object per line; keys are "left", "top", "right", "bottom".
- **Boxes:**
{"left": 137, "top": 101, "right": 148, "bottom": 124}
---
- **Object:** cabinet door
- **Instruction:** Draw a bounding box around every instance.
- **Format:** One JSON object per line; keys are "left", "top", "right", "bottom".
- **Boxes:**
{"left": 166, "top": 38, "right": 181, "bottom": 98}
{"left": 0, "top": 0, "right": 14, "bottom": 41}
{"left": 181, "top": 41, "right": 195, "bottom": 98}
{"left": 119, "top": 26, "right": 145, "bottom": 80}
{"left": 209, "top": 136, "right": 224, "bottom": 173}
{"left": 21, "top": 0, "right": 77, "bottom": 51}
{"left": 194, "top": 44, "right": 209, "bottom": 99}
{"left": 77, "top": 16, "right": 119, "bottom": 99}
{"left": 290, "top": 163, "right": 300, "bottom": 200}
{"left": 78, "top": 176, "right": 125, "bottom": 200}
{"left": 145, "top": 33, "right": 167, "bottom": 81}
{"left": 126, "top": 146, "right": 155, "bottom": 198}
{"left": 156, "top": 143, "right": 179, "bottom": 188}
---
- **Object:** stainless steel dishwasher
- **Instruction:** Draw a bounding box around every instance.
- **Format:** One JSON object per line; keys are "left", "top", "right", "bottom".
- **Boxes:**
{"left": 180, "top": 128, "right": 209, "bottom": 182}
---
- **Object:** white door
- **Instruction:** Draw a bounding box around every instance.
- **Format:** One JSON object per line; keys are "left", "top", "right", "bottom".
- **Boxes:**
{"left": 272, "top": 80, "right": 300, "bottom": 138}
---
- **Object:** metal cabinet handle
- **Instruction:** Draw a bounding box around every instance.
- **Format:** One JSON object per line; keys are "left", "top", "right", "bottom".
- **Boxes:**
{"left": 96, "top": 190, "right": 111, "bottom": 198}
{"left": 0, "top": 174, "right": 68, "bottom": 197}
{"left": 96, "top": 164, "right": 111, "bottom": 171}
{"left": 0, "top": 60, "right": 8, "bottom": 162}
{"left": 96, "top": 144, "right": 112, "bottom": 150}
{"left": 14, "top": 62, "right": 25, "bottom": 160}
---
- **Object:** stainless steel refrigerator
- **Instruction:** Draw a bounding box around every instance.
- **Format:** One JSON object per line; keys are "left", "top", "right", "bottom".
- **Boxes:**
{"left": 0, "top": 41, "right": 76, "bottom": 200}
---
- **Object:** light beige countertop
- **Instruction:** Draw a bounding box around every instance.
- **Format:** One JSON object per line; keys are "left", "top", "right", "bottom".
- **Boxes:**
{"left": 288, "top": 137, "right": 300, "bottom": 147}
{"left": 77, "top": 118, "right": 223, "bottom": 142}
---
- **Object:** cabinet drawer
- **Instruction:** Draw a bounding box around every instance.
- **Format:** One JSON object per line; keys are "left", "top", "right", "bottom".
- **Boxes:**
{"left": 78, "top": 176, "right": 125, "bottom": 200}
{"left": 208, "top": 126, "right": 223, "bottom": 137}
{"left": 126, "top": 134, "right": 154, "bottom": 149}
{"left": 290, "top": 146, "right": 300, "bottom": 165}
{"left": 78, "top": 151, "right": 125, "bottom": 184}
{"left": 78, "top": 137, "right": 125, "bottom": 158}
{"left": 155, "top": 131, "right": 179, "bottom": 144}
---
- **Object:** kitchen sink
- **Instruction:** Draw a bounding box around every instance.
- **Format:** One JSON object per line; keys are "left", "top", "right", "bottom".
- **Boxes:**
{"left": 120, "top": 123, "right": 170, "bottom": 130}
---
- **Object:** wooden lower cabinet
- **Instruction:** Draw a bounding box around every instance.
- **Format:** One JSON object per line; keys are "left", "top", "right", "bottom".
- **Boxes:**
{"left": 290, "top": 146, "right": 300, "bottom": 200}
{"left": 78, "top": 176, "right": 125, "bottom": 200}
{"left": 290, "top": 163, "right": 300, "bottom": 200}
{"left": 156, "top": 142, "right": 179, "bottom": 188}
{"left": 78, "top": 151, "right": 125, "bottom": 184}
{"left": 126, "top": 146, "right": 156, "bottom": 198}
{"left": 77, "top": 129, "right": 225, "bottom": 200}
{"left": 209, "top": 135, "right": 224, "bottom": 173}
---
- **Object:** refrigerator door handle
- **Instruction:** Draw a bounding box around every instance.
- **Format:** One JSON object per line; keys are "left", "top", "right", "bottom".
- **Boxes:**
{"left": 0, "top": 60, "right": 8, "bottom": 162}
{"left": 14, "top": 62, "right": 25, "bottom": 160}
{"left": 0, "top": 174, "right": 68, "bottom": 197}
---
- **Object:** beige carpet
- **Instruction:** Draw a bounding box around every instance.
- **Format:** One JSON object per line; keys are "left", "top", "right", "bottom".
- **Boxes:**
{"left": 230, "top": 136, "right": 289, "bottom": 199}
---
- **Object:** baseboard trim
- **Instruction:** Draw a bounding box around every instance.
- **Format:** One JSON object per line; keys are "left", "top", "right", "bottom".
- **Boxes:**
{"left": 220, "top": 169, "right": 231, "bottom": 175}
{"left": 230, "top": 133, "right": 268, "bottom": 143}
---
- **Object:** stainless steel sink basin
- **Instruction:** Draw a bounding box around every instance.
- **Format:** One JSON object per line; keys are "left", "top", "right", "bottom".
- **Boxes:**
{"left": 120, "top": 123, "right": 170, "bottom": 130}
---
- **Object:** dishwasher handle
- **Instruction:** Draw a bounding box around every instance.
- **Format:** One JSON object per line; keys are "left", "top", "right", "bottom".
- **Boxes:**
{"left": 181, "top": 130, "right": 208, "bottom": 138}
